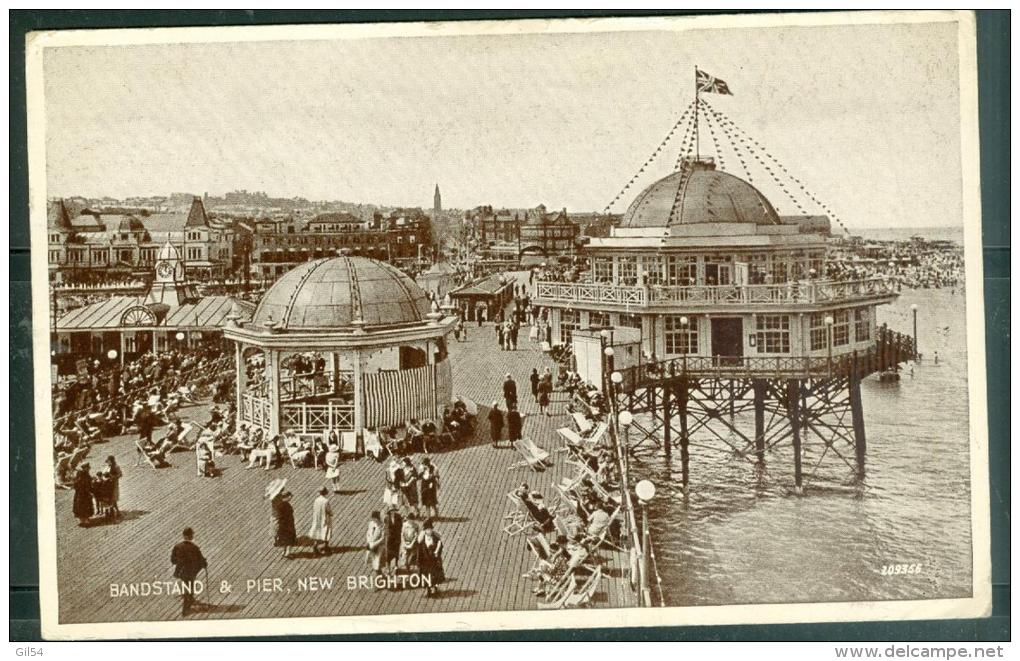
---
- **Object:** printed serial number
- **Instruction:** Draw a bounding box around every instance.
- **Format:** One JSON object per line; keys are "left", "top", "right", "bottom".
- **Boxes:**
{"left": 879, "top": 563, "right": 923, "bottom": 576}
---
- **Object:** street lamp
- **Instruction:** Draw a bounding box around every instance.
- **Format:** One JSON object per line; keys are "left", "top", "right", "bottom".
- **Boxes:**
{"left": 824, "top": 314, "right": 834, "bottom": 372}
{"left": 634, "top": 479, "right": 656, "bottom": 607}
{"left": 910, "top": 303, "right": 918, "bottom": 357}
{"left": 107, "top": 349, "right": 118, "bottom": 360}
{"left": 680, "top": 316, "right": 689, "bottom": 372}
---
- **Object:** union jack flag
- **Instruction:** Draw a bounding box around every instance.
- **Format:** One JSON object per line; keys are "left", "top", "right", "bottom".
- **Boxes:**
{"left": 696, "top": 68, "right": 732, "bottom": 95}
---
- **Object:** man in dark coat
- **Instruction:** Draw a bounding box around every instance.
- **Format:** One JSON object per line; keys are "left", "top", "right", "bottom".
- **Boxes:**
{"left": 487, "top": 402, "right": 504, "bottom": 448}
{"left": 171, "top": 527, "right": 207, "bottom": 616}
{"left": 507, "top": 404, "right": 523, "bottom": 443}
{"left": 72, "top": 463, "right": 94, "bottom": 526}
{"left": 382, "top": 506, "right": 403, "bottom": 576}
{"left": 502, "top": 374, "right": 517, "bottom": 410}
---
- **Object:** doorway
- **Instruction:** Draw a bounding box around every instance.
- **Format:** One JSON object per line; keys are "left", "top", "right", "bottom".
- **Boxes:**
{"left": 711, "top": 318, "right": 744, "bottom": 365}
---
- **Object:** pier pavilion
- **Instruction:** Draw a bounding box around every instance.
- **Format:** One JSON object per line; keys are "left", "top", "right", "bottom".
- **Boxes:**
{"left": 535, "top": 158, "right": 898, "bottom": 365}
{"left": 222, "top": 255, "right": 457, "bottom": 444}
{"left": 533, "top": 95, "right": 916, "bottom": 492}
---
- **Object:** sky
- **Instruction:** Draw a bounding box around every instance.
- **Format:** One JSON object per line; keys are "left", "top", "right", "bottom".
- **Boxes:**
{"left": 42, "top": 17, "right": 965, "bottom": 229}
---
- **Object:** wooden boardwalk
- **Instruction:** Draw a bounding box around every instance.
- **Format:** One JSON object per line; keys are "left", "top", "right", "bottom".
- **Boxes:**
{"left": 53, "top": 324, "right": 638, "bottom": 624}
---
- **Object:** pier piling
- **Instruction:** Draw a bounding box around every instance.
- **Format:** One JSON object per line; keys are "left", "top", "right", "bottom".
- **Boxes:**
{"left": 753, "top": 379, "right": 766, "bottom": 464}
{"left": 788, "top": 379, "right": 803, "bottom": 492}
{"left": 678, "top": 377, "right": 690, "bottom": 492}
{"left": 850, "top": 353, "right": 867, "bottom": 479}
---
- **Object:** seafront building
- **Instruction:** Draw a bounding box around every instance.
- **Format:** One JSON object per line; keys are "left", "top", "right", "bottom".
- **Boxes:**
{"left": 47, "top": 197, "right": 238, "bottom": 284}
{"left": 533, "top": 158, "right": 898, "bottom": 365}
{"left": 52, "top": 241, "right": 253, "bottom": 371}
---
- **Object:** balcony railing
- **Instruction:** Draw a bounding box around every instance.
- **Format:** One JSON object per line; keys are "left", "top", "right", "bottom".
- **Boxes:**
{"left": 534, "top": 277, "right": 896, "bottom": 308}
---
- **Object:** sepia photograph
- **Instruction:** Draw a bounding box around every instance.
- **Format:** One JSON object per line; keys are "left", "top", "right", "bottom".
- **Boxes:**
{"left": 25, "top": 10, "right": 990, "bottom": 640}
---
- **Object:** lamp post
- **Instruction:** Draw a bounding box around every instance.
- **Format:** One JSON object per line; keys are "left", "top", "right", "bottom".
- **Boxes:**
{"left": 618, "top": 409, "right": 633, "bottom": 489}
{"left": 679, "top": 316, "right": 689, "bottom": 372}
{"left": 599, "top": 329, "right": 609, "bottom": 393}
{"left": 910, "top": 303, "right": 918, "bottom": 358}
{"left": 824, "top": 314, "right": 834, "bottom": 374}
{"left": 635, "top": 479, "right": 656, "bottom": 607}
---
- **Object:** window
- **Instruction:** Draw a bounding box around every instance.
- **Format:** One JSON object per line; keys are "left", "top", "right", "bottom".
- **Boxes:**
{"left": 124, "top": 335, "right": 138, "bottom": 353}
{"left": 854, "top": 308, "right": 870, "bottom": 342}
{"left": 618, "top": 313, "right": 642, "bottom": 330}
{"left": 592, "top": 258, "right": 613, "bottom": 283}
{"left": 588, "top": 311, "right": 610, "bottom": 328}
{"left": 755, "top": 315, "right": 791, "bottom": 354}
{"left": 91, "top": 336, "right": 103, "bottom": 354}
{"left": 642, "top": 256, "right": 663, "bottom": 285}
{"left": 769, "top": 257, "right": 789, "bottom": 284}
{"left": 665, "top": 315, "right": 698, "bottom": 354}
{"left": 49, "top": 250, "right": 60, "bottom": 263}
{"left": 810, "top": 312, "right": 829, "bottom": 351}
{"left": 665, "top": 256, "right": 696, "bottom": 286}
{"left": 560, "top": 309, "right": 579, "bottom": 345}
{"left": 832, "top": 310, "right": 850, "bottom": 346}
{"left": 618, "top": 257, "right": 638, "bottom": 285}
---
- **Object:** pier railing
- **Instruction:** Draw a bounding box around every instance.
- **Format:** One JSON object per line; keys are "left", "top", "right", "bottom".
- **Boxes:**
{"left": 535, "top": 277, "right": 896, "bottom": 308}
{"left": 611, "top": 326, "right": 916, "bottom": 396}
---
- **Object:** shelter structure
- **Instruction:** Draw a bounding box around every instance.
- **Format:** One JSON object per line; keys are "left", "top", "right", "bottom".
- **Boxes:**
{"left": 222, "top": 255, "right": 457, "bottom": 446}
{"left": 448, "top": 274, "right": 514, "bottom": 322}
{"left": 53, "top": 241, "right": 253, "bottom": 370}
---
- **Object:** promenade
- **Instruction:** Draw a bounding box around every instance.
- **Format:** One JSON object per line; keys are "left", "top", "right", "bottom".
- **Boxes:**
{"left": 54, "top": 323, "right": 636, "bottom": 624}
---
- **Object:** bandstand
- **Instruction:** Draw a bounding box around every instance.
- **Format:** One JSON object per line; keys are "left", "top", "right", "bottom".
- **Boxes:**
{"left": 533, "top": 92, "right": 916, "bottom": 493}
{"left": 223, "top": 255, "right": 457, "bottom": 448}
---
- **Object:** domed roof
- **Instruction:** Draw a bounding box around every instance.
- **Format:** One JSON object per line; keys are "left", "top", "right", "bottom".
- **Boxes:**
{"left": 252, "top": 256, "right": 431, "bottom": 331}
{"left": 157, "top": 241, "right": 181, "bottom": 261}
{"left": 618, "top": 163, "right": 781, "bottom": 229}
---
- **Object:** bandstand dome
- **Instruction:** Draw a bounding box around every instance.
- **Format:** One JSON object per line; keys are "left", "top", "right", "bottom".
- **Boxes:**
{"left": 619, "top": 164, "right": 781, "bottom": 229}
{"left": 252, "top": 256, "right": 431, "bottom": 331}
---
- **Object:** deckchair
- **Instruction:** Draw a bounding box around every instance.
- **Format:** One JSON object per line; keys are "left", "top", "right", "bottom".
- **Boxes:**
{"left": 364, "top": 429, "right": 387, "bottom": 461}
{"left": 537, "top": 574, "right": 577, "bottom": 610}
{"left": 511, "top": 440, "right": 546, "bottom": 472}
{"left": 54, "top": 454, "right": 73, "bottom": 489}
{"left": 571, "top": 412, "right": 593, "bottom": 435}
{"left": 68, "top": 445, "right": 89, "bottom": 470}
{"left": 521, "top": 437, "right": 552, "bottom": 466}
{"left": 502, "top": 492, "right": 535, "bottom": 537}
{"left": 564, "top": 566, "right": 602, "bottom": 608}
{"left": 522, "top": 534, "right": 549, "bottom": 579}
{"left": 166, "top": 422, "right": 197, "bottom": 453}
{"left": 135, "top": 440, "right": 159, "bottom": 468}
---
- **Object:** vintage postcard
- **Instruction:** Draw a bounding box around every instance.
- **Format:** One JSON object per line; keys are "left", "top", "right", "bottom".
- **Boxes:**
{"left": 27, "top": 11, "right": 990, "bottom": 640}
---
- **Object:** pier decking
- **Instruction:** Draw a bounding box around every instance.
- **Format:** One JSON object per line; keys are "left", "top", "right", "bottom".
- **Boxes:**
{"left": 53, "top": 326, "right": 638, "bottom": 625}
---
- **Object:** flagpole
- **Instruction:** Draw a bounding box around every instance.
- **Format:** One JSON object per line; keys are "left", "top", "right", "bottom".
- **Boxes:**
{"left": 694, "top": 66, "right": 700, "bottom": 162}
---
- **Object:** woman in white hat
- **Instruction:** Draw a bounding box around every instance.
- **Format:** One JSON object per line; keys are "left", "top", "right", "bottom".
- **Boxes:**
{"left": 324, "top": 442, "right": 341, "bottom": 493}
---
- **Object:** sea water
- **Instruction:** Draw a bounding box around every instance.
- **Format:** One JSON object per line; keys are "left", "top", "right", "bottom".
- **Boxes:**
{"left": 634, "top": 287, "right": 973, "bottom": 606}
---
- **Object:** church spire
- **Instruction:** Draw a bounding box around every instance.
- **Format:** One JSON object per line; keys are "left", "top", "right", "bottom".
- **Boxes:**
{"left": 433, "top": 184, "right": 441, "bottom": 215}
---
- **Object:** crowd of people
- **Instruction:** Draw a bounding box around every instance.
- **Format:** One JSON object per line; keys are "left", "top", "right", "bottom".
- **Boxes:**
{"left": 70, "top": 455, "right": 123, "bottom": 526}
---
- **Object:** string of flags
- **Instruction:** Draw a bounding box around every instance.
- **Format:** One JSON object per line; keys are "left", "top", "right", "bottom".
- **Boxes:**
{"left": 603, "top": 100, "right": 697, "bottom": 214}
{"left": 701, "top": 100, "right": 802, "bottom": 215}
{"left": 702, "top": 99, "right": 853, "bottom": 236}
{"left": 701, "top": 101, "right": 753, "bottom": 182}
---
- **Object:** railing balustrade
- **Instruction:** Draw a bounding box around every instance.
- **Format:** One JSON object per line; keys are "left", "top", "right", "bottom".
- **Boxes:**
{"left": 534, "top": 277, "right": 896, "bottom": 308}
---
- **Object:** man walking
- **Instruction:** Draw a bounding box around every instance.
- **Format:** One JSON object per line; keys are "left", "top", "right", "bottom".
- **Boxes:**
{"left": 503, "top": 373, "right": 517, "bottom": 410}
{"left": 488, "top": 401, "right": 504, "bottom": 448}
{"left": 170, "top": 527, "right": 207, "bottom": 616}
{"left": 507, "top": 404, "right": 523, "bottom": 444}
